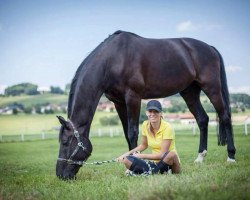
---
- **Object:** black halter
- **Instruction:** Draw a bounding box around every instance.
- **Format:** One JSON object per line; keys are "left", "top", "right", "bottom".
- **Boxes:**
{"left": 57, "top": 119, "right": 90, "bottom": 166}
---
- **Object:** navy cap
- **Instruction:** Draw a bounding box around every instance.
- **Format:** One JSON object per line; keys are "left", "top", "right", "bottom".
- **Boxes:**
{"left": 146, "top": 100, "right": 162, "bottom": 112}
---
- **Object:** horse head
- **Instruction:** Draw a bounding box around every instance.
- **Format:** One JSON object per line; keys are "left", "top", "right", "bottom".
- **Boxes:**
{"left": 56, "top": 116, "right": 92, "bottom": 180}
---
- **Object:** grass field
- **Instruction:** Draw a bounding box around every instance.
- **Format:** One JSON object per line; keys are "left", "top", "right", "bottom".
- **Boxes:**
{"left": 0, "top": 111, "right": 120, "bottom": 136}
{"left": 0, "top": 94, "right": 111, "bottom": 108}
{"left": 0, "top": 130, "right": 249, "bottom": 200}
{"left": 0, "top": 94, "right": 68, "bottom": 108}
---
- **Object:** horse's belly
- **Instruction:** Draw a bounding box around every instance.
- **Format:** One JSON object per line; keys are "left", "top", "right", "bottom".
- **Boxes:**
{"left": 142, "top": 88, "right": 180, "bottom": 99}
{"left": 141, "top": 77, "right": 194, "bottom": 99}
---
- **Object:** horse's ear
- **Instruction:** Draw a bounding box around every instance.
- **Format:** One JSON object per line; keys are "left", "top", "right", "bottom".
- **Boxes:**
{"left": 57, "top": 116, "right": 70, "bottom": 130}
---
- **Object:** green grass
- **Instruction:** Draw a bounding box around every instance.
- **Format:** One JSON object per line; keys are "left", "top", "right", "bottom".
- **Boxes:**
{"left": 0, "top": 131, "right": 249, "bottom": 200}
{"left": 1, "top": 112, "right": 248, "bottom": 134}
{"left": 0, "top": 111, "right": 121, "bottom": 136}
{"left": 0, "top": 94, "right": 110, "bottom": 108}
{"left": 0, "top": 114, "right": 66, "bottom": 135}
{"left": 0, "top": 94, "right": 68, "bottom": 107}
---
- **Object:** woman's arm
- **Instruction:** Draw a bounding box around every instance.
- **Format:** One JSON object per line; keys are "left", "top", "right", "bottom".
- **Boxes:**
{"left": 117, "top": 136, "right": 148, "bottom": 162}
{"left": 134, "top": 139, "right": 172, "bottom": 160}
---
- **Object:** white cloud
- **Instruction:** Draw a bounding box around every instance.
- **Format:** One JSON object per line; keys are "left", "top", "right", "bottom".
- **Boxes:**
{"left": 229, "top": 86, "right": 250, "bottom": 95}
{"left": 176, "top": 21, "right": 221, "bottom": 32}
{"left": 176, "top": 20, "right": 195, "bottom": 32}
{"left": 226, "top": 65, "right": 243, "bottom": 73}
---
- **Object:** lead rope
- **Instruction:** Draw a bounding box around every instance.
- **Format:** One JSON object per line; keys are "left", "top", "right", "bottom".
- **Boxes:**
{"left": 85, "top": 158, "right": 117, "bottom": 165}
{"left": 84, "top": 158, "right": 155, "bottom": 177}
{"left": 85, "top": 159, "right": 153, "bottom": 177}
{"left": 67, "top": 119, "right": 152, "bottom": 176}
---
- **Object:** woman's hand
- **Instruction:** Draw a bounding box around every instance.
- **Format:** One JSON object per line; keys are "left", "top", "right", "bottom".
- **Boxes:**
{"left": 133, "top": 152, "right": 142, "bottom": 159}
{"left": 117, "top": 151, "right": 141, "bottom": 162}
{"left": 116, "top": 154, "right": 128, "bottom": 163}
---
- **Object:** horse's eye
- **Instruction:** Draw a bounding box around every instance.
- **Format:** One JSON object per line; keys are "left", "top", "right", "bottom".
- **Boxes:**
{"left": 62, "top": 139, "right": 68, "bottom": 145}
{"left": 61, "top": 135, "right": 70, "bottom": 145}
{"left": 61, "top": 135, "right": 73, "bottom": 145}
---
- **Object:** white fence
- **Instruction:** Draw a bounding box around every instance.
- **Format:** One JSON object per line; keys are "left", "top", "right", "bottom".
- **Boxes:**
{"left": 0, "top": 123, "right": 248, "bottom": 142}
{"left": 0, "top": 128, "right": 124, "bottom": 142}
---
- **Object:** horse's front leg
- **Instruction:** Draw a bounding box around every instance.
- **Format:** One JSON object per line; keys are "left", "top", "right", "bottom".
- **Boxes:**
{"left": 125, "top": 91, "right": 141, "bottom": 150}
{"left": 114, "top": 102, "right": 130, "bottom": 149}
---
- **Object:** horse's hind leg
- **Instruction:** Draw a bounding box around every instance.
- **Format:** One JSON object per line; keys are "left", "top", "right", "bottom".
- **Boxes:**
{"left": 180, "top": 83, "right": 209, "bottom": 162}
{"left": 202, "top": 86, "right": 236, "bottom": 161}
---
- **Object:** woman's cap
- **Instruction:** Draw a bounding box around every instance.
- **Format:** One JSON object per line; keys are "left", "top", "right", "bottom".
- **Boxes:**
{"left": 146, "top": 100, "right": 162, "bottom": 112}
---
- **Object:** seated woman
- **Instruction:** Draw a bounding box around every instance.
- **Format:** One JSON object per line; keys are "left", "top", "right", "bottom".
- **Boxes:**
{"left": 117, "top": 100, "right": 180, "bottom": 175}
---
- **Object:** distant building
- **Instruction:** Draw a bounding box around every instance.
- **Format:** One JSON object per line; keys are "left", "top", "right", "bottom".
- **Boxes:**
{"left": 164, "top": 113, "right": 195, "bottom": 124}
{"left": 164, "top": 113, "right": 217, "bottom": 125}
{"left": 97, "top": 101, "right": 115, "bottom": 112}
{"left": 0, "top": 104, "right": 24, "bottom": 115}
{"left": 0, "top": 85, "right": 7, "bottom": 94}
{"left": 232, "top": 115, "right": 250, "bottom": 124}
{"left": 245, "top": 116, "right": 250, "bottom": 123}
{"left": 179, "top": 113, "right": 196, "bottom": 124}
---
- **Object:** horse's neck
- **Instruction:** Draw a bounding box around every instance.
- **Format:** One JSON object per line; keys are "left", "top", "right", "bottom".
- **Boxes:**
{"left": 68, "top": 71, "right": 105, "bottom": 136}
{"left": 69, "top": 87, "right": 103, "bottom": 137}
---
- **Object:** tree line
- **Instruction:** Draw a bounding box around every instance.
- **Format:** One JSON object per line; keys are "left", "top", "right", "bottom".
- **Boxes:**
{"left": 3, "top": 83, "right": 70, "bottom": 96}
{"left": 2, "top": 83, "right": 250, "bottom": 116}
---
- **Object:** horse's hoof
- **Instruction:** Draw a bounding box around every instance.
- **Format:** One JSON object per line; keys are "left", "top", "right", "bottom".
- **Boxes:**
{"left": 194, "top": 155, "right": 203, "bottom": 163}
{"left": 201, "top": 150, "right": 207, "bottom": 157}
{"left": 227, "top": 157, "right": 236, "bottom": 163}
{"left": 194, "top": 150, "right": 207, "bottom": 163}
{"left": 194, "top": 155, "right": 204, "bottom": 163}
{"left": 194, "top": 157, "right": 203, "bottom": 163}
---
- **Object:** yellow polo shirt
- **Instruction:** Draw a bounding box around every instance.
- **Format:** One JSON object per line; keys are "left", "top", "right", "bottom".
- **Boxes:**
{"left": 142, "top": 119, "right": 178, "bottom": 155}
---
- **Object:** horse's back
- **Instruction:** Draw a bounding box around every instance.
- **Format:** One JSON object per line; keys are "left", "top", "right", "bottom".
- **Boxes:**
{"left": 179, "top": 38, "right": 220, "bottom": 86}
{"left": 106, "top": 32, "right": 220, "bottom": 98}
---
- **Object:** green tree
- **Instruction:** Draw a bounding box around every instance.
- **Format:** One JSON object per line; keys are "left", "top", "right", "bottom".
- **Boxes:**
{"left": 202, "top": 100, "right": 215, "bottom": 113}
{"left": 5, "top": 83, "right": 39, "bottom": 96}
{"left": 167, "top": 99, "right": 187, "bottom": 113}
{"left": 50, "top": 86, "right": 64, "bottom": 94}
{"left": 139, "top": 103, "right": 147, "bottom": 124}
{"left": 230, "top": 93, "right": 250, "bottom": 108}
{"left": 24, "top": 106, "right": 33, "bottom": 114}
{"left": 44, "top": 109, "right": 54, "bottom": 114}
{"left": 99, "top": 115, "right": 119, "bottom": 126}
{"left": 12, "top": 108, "right": 18, "bottom": 115}
{"left": 35, "top": 105, "right": 42, "bottom": 114}
{"left": 65, "top": 83, "right": 71, "bottom": 94}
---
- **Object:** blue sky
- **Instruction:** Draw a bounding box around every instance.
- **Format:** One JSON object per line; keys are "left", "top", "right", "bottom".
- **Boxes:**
{"left": 0, "top": 0, "right": 250, "bottom": 94}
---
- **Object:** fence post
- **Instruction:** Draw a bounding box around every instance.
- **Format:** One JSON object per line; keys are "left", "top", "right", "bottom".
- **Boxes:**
{"left": 42, "top": 132, "right": 45, "bottom": 140}
{"left": 110, "top": 128, "right": 113, "bottom": 137}
{"left": 21, "top": 134, "right": 24, "bottom": 141}
{"left": 98, "top": 129, "right": 102, "bottom": 137}
{"left": 192, "top": 122, "right": 196, "bottom": 135}
{"left": 0, "top": 135, "right": 2, "bottom": 142}
{"left": 245, "top": 122, "right": 248, "bottom": 136}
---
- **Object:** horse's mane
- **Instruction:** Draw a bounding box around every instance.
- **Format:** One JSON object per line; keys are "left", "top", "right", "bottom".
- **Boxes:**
{"left": 67, "top": 31, "right": 128, "bottom": 117}
{"left": 67, "top": 64, "right": 83, "bottom": 117}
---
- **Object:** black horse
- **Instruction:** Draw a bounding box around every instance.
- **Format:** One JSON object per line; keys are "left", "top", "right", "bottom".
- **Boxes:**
{"left": 56, "top": 30, "right": 236, "bottom": 180}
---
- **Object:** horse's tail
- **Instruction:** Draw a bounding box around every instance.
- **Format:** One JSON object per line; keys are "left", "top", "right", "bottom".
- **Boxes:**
{"left": 211, "top": 46, "right": 232, "bottom": 146}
